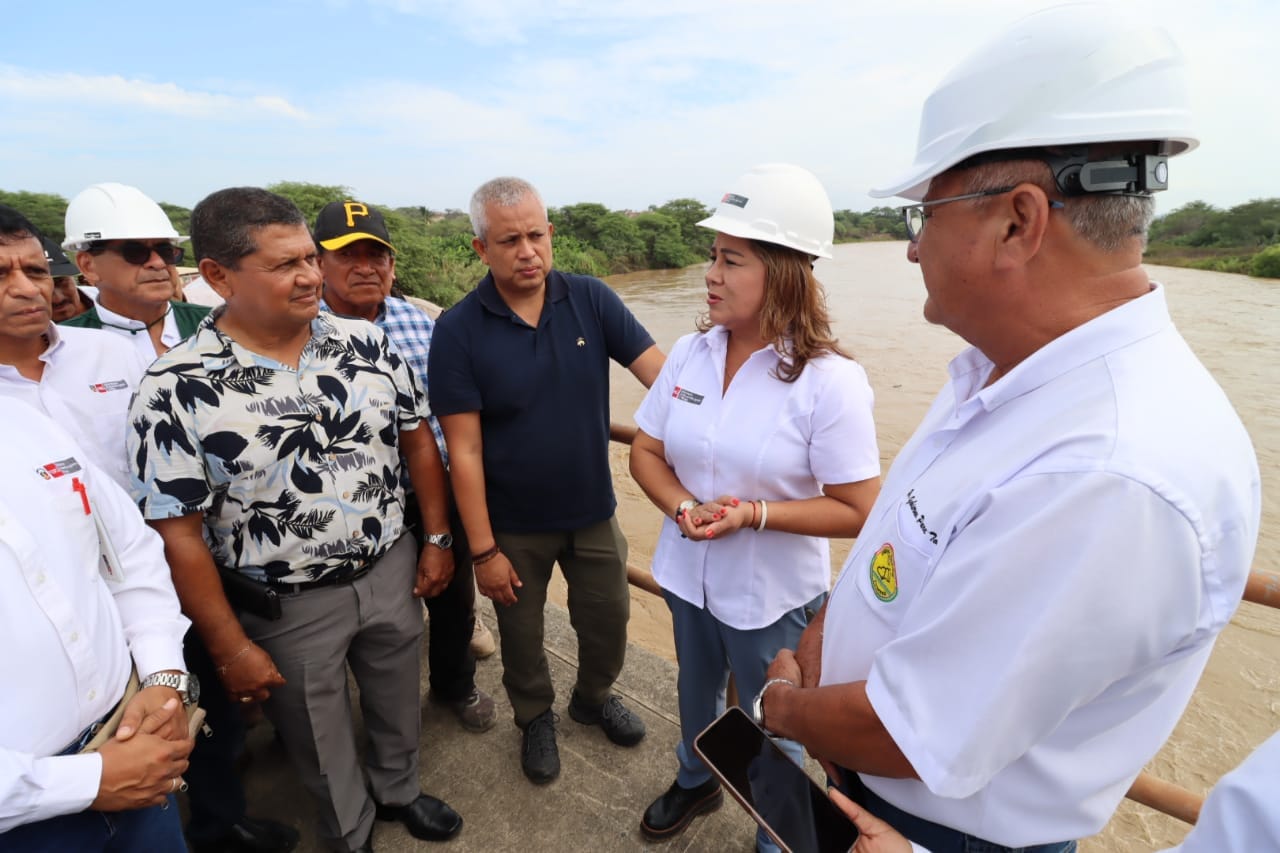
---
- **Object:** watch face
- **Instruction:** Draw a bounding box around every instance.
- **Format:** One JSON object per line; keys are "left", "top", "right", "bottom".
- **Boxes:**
{"left": 184, "top": 672, "right": 201, "bottom": 706}
{"left": 429, "top": 533, "right": 454, "bottom": 550}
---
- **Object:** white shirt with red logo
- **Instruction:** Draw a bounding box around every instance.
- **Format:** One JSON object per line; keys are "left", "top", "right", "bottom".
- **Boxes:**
{"left": 0, "top": 397, "right": 187, "bottom": 832}
{"left": 819, "top": 285, "right": 1259, "bottom": 847}
{"left": 635, "top": 327, "right": 879, "bottom": 630}
{"left": 0, "top": 325, "right": 151, "bottom": 491}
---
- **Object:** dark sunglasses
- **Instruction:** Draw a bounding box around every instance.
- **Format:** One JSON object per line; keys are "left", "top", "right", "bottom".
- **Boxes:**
{"left": 96, "top": 241, "right": 185, "bottom": 266}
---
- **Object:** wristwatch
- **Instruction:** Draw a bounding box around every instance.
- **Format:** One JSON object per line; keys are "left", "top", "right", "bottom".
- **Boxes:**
{"left": 675, "top": 499, "right": 699, "bottom": 521}
{"left": 140, "top": 671, "right": 201, "bottom": 707}
{"left": 752, "top": 677, "right": 795, "bottom": 734}
{"left": 425, "top": 532, "right": 454, "bottom": 550}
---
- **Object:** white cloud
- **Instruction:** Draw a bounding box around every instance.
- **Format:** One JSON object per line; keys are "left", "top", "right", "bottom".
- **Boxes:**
{"left": 0, "top": 66, "right": 309, "bottom": 120}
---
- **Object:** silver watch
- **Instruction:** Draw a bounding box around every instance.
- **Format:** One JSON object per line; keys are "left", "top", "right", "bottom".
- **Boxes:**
{"left": 140, "top": 671, "right": 200, "bottom": 706}
{"left": 425, "top": 532, "right": 454, "bottom": 550}
{"left": 752, "top": 677, "right": 795, "bottom": 733}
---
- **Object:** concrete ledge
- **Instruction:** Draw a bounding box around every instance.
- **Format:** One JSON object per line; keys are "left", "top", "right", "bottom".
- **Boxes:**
{"left": 234, "top": 601, "right": 760, "bottom": 851}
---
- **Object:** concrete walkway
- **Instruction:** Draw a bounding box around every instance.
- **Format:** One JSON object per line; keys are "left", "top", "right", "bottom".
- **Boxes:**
{"left": 235, "top": 603, "right": 762, "bottom": 852}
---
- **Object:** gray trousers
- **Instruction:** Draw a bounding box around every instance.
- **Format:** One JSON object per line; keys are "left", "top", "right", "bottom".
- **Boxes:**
{"left": 239, "top": 535, "right": 423, "bottom": 852}
{"left": 493, "top": 515, "right": 630, "bottom": 727}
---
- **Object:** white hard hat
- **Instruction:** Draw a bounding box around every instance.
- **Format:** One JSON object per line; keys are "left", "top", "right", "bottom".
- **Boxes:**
{"left": 63, "top": 182, "right": 187, "bottom": 251}
{"left": 698, "top": 163, "right": 834, "bottom": 259}
{"left": 871, "top": 2, "right": 1198, "bottom": 200}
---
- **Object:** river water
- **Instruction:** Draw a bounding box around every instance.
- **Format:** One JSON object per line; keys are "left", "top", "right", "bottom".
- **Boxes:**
{"left": 596, "top": 241, "right": 1279, "bottom": 851}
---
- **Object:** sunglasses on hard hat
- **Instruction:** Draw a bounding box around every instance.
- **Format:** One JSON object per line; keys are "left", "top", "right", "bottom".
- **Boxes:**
{"left": 93, "top": 241, "right": 185, "bottom": 266}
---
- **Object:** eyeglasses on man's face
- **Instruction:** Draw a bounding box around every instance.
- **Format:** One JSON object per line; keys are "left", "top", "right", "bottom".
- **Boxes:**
{"left": 96, "top": 240, "right": 185, "bottom": 266}
{"left": 900, "top": 187, "right": 1064, "bottom": 242}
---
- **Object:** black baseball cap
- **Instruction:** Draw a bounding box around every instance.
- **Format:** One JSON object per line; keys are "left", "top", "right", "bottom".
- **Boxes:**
{"left": 314, "top": 201, "right": 395, "bottom": 252}
{"left": 41, "top": 236, "right": 80, "bottom": 277}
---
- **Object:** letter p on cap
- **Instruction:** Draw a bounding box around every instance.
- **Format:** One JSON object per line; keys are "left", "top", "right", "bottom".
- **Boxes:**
{"left": 343, "top": 202, "right": 370, "bottom": 227}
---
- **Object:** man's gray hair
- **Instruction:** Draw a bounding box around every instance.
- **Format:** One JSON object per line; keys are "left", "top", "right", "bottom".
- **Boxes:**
{"left": 469, "top": 177, "right": 546, "bottom": 241}
{"left": 961, "top": 160, "right": 1155, "bottom": 253}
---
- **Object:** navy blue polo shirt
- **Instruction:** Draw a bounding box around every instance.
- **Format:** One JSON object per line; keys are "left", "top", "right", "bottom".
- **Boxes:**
{"left": 428, "top": 269, "right": 654, "bottom": 533}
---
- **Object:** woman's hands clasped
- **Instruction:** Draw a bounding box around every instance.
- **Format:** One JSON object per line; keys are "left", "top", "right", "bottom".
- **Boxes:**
{"left": 677, "top": 495, "right": 756, "bottom": 541}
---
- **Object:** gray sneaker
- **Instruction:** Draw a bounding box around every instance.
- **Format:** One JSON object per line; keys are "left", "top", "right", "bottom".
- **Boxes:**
{"left": 568, "top": 691, "right": 646, "bottom": 747}
{"left": 430, "top": 687, "right": 497, "bottom": 732}
{"left": 521, "top": 709, "right": 560, "bottom": 784}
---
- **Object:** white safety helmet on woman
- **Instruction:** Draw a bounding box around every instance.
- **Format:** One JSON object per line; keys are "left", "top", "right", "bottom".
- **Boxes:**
{"left": 871, "top": 2, "right": 1198, "bottom": 201}
{"left": 63, "top": 182, "right": 187, "bottom": 251}
{"left": 698, "top": 163, "right": 835, "bottom": 259}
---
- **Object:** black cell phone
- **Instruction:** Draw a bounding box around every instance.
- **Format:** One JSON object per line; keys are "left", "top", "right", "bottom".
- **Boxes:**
{"left": 694, "top": 706, "right": 858, "bottom": 853}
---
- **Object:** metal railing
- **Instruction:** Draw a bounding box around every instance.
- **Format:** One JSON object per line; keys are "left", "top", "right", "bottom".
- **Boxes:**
{"left": 608, "top": 420, "right": 1278, "bottom": 826}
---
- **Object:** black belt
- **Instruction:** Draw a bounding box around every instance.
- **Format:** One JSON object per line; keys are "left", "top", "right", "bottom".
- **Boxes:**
{"left": 264, "top": 554, "right": 379, "bottom": 595}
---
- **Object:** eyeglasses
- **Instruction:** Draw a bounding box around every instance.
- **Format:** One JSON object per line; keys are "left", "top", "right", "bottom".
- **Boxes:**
{"left": 900, "top": 188, "right": 1067, "bottom": 243}
{"left": 96, "top": 241, "right": 186, "bottom": 266}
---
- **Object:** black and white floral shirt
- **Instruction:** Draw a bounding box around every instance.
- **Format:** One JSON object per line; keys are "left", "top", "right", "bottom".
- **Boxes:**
{"left": 127, "top": 309, "right": 428, "bottom": 584}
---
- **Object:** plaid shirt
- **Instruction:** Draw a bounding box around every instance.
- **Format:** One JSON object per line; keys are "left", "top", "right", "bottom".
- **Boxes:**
{"left": 321, "top": 295, "right": 448, "bottom": 465}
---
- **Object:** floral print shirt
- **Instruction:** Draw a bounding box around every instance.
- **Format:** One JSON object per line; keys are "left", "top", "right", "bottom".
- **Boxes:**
{"left": 127, "top": 308, "right": 428, "bottom": 583}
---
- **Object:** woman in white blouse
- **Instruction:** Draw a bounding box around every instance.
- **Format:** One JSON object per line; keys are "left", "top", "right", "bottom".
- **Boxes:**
{"left": 630, "top": 163, "right": 881, "bottom": 848}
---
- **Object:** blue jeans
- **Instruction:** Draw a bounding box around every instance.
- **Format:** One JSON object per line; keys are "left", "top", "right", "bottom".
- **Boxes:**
{"left": 838, "top": 771, "right": 1077, "bottom": 853}
{"left": 1, "top": 798, "right": 186, "bottom": 852}
{"left": 665, "top": 590, "right": 824, "bottom": 853}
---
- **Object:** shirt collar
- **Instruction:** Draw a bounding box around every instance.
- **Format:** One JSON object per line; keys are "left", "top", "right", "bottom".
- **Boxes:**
{"left": 702, "top": 324, "right": 786, "bottom": 363}
{"left": 95, "top": 300, "right": 181, "bottom": 345}
{"left": 475, "top": 270, "right": 568, "bottom": 321}
{"left": 38, "top": 323, "right": 64, "bottom": 363}
{"left": 949, "top": 283, "right": 1171, "bottom": 412}
{"left": 197, "top": 306, "right": 341, "bottom": 373}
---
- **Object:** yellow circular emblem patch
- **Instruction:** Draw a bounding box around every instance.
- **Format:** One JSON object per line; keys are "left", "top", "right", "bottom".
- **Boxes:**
{"left": 869, "top": 543, "right": 898, "bottom": 602}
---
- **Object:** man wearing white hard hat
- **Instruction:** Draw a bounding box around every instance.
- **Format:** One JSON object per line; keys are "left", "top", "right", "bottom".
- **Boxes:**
{"left": 760, "top": 5, "right": 1260, "bottom": 852}
{"left": 61, "top": 182, "right": 210, "bottom": 362}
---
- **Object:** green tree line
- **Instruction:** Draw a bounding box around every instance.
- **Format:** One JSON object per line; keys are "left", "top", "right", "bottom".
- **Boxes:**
{"left": 1145, "top": 198, "right": 1280, "bottom": 277}
{"left": 4, "top": 186, "right": 1273, "bottom": 310}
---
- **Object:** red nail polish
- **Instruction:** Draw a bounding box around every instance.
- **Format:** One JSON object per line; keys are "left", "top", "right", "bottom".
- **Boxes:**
{"left": 706, "top": 529, "right": 715, "bottom": 538}
{"left": 731, "top": 498, "right": 740, "bottom": 506}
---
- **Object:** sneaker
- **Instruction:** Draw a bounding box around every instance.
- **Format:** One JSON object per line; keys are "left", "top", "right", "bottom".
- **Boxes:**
{"left": 470, "top": 617, "right": 496, "bottom": 659}
{"left": 521, "top": 709, "right": 560, "bottom": 784}
{"left": 430, "top": 687, "right": 497, "bottom": 732}
{"left": 568, "top": 691, "right": 646, "bottom": 747}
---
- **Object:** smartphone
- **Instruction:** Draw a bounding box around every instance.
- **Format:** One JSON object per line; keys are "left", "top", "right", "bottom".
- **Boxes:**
{"left": 694, "top": 706, "right": 859, "bottom": 853}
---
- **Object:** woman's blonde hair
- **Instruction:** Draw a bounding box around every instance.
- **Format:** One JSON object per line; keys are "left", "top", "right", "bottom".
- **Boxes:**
{"left": 698, "top": 239, "right": 850, "bottom": 382}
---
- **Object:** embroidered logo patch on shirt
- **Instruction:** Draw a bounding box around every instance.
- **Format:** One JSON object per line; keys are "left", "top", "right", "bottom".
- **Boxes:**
{"left": 672, "top": 386, "right": 705, "bottom": 405}
{"left": 88, "top": 380, "right": 131, "bottom": 393}
{"left": 36, "top": 457, "right": 82, "bottom": 480}
{"left": 869, "top": 542, "right": 898, "bottom": 602}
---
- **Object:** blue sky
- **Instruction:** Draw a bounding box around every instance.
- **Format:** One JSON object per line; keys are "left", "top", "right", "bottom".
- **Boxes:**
{"left": 3, "top": 0, "right": 1277, "bottom": 216}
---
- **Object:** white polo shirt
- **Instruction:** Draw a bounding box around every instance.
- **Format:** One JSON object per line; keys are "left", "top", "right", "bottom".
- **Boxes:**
{"left": 0, "top": 397, "right": 187, "bottom": 832}
{"left": 635, "top": 328, "right": 880, "bottom": 630}
{"left": 1165, "top": 731, "right": 1280, "bottom": 852}
{"left": 94, "top": 300, "right": 182, "bottom": 364}
{"left": 0, "top": 326, "right": 152, "bottom": 491}
{"left": 820, "top": 285, "right": 1259, "bottom": 847}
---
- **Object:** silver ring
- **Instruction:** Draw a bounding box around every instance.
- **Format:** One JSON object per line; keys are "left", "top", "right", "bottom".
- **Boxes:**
{"left": 239, "top": 696, "right": 253, "bottom": 704}
{"left": 170, "top": 777, "right": 179, "bottom": 793}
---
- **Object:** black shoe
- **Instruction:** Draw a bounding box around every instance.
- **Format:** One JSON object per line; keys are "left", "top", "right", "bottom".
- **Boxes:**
{"left": 188, "top": 816, "right": 301, "bottom": 853}
{"left": 568, "top": 691, "right": 646, "bottom": 747}
{"left": 374, "top": 793, "right": 462, "bottom": 842}
{"left": 520, "top": 709, "right": 561, "bottom": 784}
{"left": 640, "top": 778, "right": 723, "bottom": 842}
